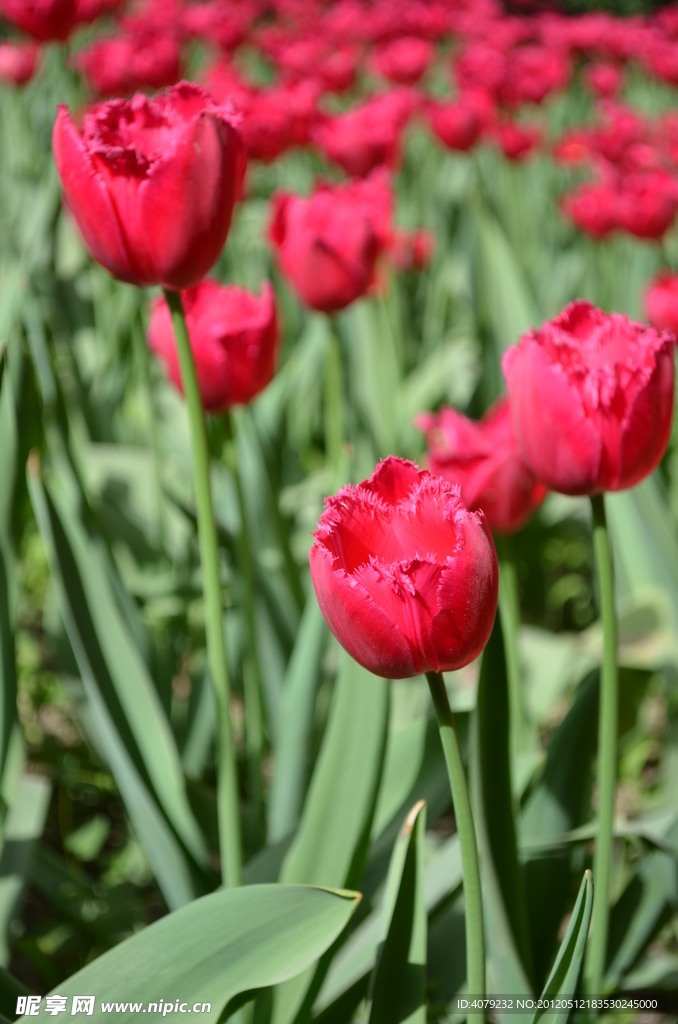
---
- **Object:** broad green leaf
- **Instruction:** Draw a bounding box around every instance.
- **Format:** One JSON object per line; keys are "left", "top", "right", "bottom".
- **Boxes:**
{"left": 272, "top": 654, "right": 389, "bottom": 1024}
{"left": 343, "top": 300, "right": 401, "bottom": 458}
{"left": 604, "top": 822, "right": 678, "bottom": 991}
{"left": 532, "top": 872, "right": 593, "bottom": 1024}
{"left": 472, "top": 615, "right": 533, "bottom": 996}
{"left": 0, "top": 350, "right": 18, "bottom": 798}
{"left": 268, "top": 597, "right": 327, "bottom": 843}
{"left": 0, "top": 775, "right": 51, "bottom": 965}
{"left": 520, "top": 672, "right": 598, "bottom": 989}
{"left": 19, "top": 885, "right": 361, "bottom": 1024}
{"left": 28, "top": 469, "right": 209, "bottom": 908}
{"left": 367, "top": 801, "right": 427, "bottom": 1024}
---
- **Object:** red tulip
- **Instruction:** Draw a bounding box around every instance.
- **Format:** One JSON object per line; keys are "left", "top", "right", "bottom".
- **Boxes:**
{"left": 309, "top": 457, "right": 498, "bottom": 678}
{"left": 74, "top": 0, "right": 124, "bottom": 24}
{"left": 73, "top": 32, "right": 182, "bottom": 95}
{"left": 269, "top": 172, "right": 393, "bottom": 313}
{"left": 181, "top": 0, "right": 251, "bottom": 51}
{"left": 645, "top": 272, "right": 678, "bottom": 336}
{"left": 312, "top": 91, "right": 411, "bottom": 178}
{"left": 616, "top": 171, "right": 678, "bottom": 240}
{"left": 0, "top": 41, "right": 40, "bottom": 85}
{"left": 53, "top": 82, "right": 246, "bottom": 290}
{"left": 0, "top": 0, "right": 76, "bottom": 40}
{"left": 583, "top": 61, "right": 623, "bottom": 98}
{"left": 498, "top": 45, "right": 570, "bottom": 107}
{"left": 148, "top": 280, "right": 278, "bottom": 412}
{"left": 502, "top": 301, "right": 676, "bottom": 496}
{"left": 371, "top": 36, "right": 434, "bottom": 86}
{"left": 494, "top": 120, "right": 541, "bottom": 161}
{"left": 561, "top": 182, "right": 619, "bottom": 239}
{"left": 416, "top": 398, "right": 547, "bottom": 534}
{"left": 391, "top": 228, "right": 434, "bottom": 272}
{"left": 426, "top": 92, "right": 492, "bottom": 153}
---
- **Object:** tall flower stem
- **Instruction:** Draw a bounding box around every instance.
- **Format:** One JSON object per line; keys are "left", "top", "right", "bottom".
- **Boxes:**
{"left": 325, "top": 319, "right": 345, "bottom": 485}
{"left": 496, "top": 539, "right": 527, "bottom": 773}
{"left": 585, "top": 492, "right": 618, "bottom": 995}
{"left": 225, "top": 408, "right": 264, "bottom": 846}
{"left": 163, "top": 289, "right": 242, "bottom": 888}
{"left": 426, "top": 670, "right": 485, "bottom": 1000}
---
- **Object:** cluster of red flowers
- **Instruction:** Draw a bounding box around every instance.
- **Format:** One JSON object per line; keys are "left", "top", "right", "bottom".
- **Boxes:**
{"left": 557, "top": 103, "right": 678, "bottom": 241}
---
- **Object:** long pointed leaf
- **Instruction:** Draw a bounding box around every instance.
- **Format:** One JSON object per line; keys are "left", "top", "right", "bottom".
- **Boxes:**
{"left": 532, "top": 871, "right": 593, "bottom": 1024}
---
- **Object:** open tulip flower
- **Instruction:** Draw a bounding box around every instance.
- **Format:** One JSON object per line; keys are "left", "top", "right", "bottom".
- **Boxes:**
{"left": 417, "top": 397, "right": 547, "bottom": 535}
{"left": 148, "top": 280, "right": 279, "bottom": 413}
{"left": 503, "top": 301, "right": 676, "bottom": 496}
{"left": 309, "top": 456, "right": 498, "bottom": 679}
{"left": 52, "top": 82, "right": 246, "bottom": 290}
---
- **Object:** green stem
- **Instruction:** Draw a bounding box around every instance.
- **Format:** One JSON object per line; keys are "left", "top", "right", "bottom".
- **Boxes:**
{"left": 164, "top": 289, "right": 242, "bottom": 888}
{"left": 225, "top": 408, "right": 264, "bottom": 847}
{"left": 585, "top": 492, "right": 618, "bottom": 995}
{"left": 497, "top": 544, "right": 526, "bottom": 771}
{"left": 324, "top": 321, "right": 345, "bottom": 486}
{"left": 426, "top": 671, "right": 486, "bottom": 999}
{"left": 135, "top": 316, "right": 166, "bottom": 552}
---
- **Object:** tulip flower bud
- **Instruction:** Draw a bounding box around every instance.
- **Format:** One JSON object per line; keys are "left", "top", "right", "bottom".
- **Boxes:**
{"left": 269, "top": 172, "right": 393, "bottom": 313}
{"left": 309, "top": 457, "right": 499, "bottom": 679}
{"left": 417, "top": 398, "right": 547, "bottom": 534}
{"left": 148, "top": 281, "right": 278, "bottom": 413}
{"left": 503, "top": 301, "right": 676, "bottom": 496}
{"left": 52, "top": 82, "right": 246, "bottom": 290}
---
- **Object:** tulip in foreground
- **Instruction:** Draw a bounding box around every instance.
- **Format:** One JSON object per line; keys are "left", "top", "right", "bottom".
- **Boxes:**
{"left": 53, "top": 82, "right": 246, "bottom": 290}
{"left": 310, "top": 456, "right": 496, "bottom": 998}
{"left": 503, "top": 299, "right": 676, "bottom": 998}
{"left": 502, "top": 300, "right": 676, "bottom": 496}
{"left": 148, "top": 281, "right": 278, "bottom": 412}
{"left": 309, "top": 457, "right": 498, "bottom": 679}
{"left": 417, "top": 397, "right": 547, "bottom": 535}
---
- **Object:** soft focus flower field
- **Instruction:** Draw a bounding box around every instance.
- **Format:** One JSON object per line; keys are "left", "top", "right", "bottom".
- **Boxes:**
{"left": 1, "top": 0, "right": 678, "bottom": 1020}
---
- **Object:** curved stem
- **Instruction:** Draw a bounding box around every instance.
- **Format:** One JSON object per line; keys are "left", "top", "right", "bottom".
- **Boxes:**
{"left": 324, "top": 321, "right": 345, "bottom": 486}
{"left": 163, "top": 289, "right": 242, "bottom": 888}
{"left": 585, "top": 493, "right": 618, "bottom": 995}
{"left": 426, "top": 671, "right": 486, "bottom": 999}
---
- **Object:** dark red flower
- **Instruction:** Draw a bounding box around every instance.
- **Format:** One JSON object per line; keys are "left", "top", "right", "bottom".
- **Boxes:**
{"left": 494, "top": 120, "right": 541, "bottom": 161}
{"left": 616, "top": 171, "right": 678, "bottom": 240}
{"left": 0, "top": 41, "right": 40, "bottom": 85}
{"left": 583, "top": 61, "right": 623, "bottom": 98}
{"left": 148, "top": 280, "right": 278, "bottom": 412}
{"left": 561, "top": 182, "right": 619, "bottom": 238}
{"left": 371, "top": 36, "right": 434, "bottom": 86}
{"left": 73, "top": 31, "right": 181, "bottom": 95}
{"left": 269, "top": 172, "right": 393, "bottom": 313}
{"left": 498, "top": 45, "right": 570, "bottom": 107}
{"left": 502, "top": 301, "right": 676, "bottom": 495}
{"left": 426, "top": 91, "right": 493, "bottom": 152}
{"left": 53, "top": 83, "right": 246, "bottom": 290}
{"left": 74, "top": 0, "right": 124, "bottom": 23}
{"left": 309, "top": 457, "right": 499, "bottom": 678}
{"left": 645, "top": 272, "right": 678, "bottom": 336}
{"left": 416, "top": 398, "right": 547, "bottom": 534}
{"left": 0, "top": 0, "right": 76, "bottom": 41}
{"left": 312, "top": 91, "right": 412, "bottom": 178}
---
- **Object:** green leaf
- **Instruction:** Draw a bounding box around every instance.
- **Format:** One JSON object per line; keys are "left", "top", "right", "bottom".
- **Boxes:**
{"left": 604, "top": 827, "right": 678, "bottom": 991}
{"left": 0, "top": 775, "right": 51, "bottom": 965}
{"left": 0, "top": 350, "right": 18, "bottom": 799}
{"left": 472, "top": 615, "right": 533, "bottom": 996}
{"left": 272, "top": 653, "right": 390, "bottom": 1024}
{"left": 367, "top": 801, "right": 427, "bottom": 1024}
{"left": 19, "top": 885, "right": 361, "bottom": 1024}
{"left": 532, "top": 871, "right": 593, "bottom": 1024}
{"left": 520, "top": 672, "right": 598, "bottom": 989}
{"left": 268, "top": 597, "right": 327, "bottom": 843}
{"left": 28, "top": 469, "right": 210, "bottom": 908}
